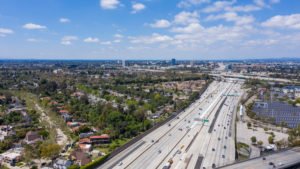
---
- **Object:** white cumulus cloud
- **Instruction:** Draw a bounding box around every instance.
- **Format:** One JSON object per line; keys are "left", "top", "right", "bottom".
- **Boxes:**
{"left": 132, "top": 3, "right": 146, "bottom": 13}
{"left": 0, "top": 28, "right": 14, "bottom": 37}
{"left": 177, "top": 0, "right": 210, "bottom": 8}
{"left": 150, "top": 19, "right": 171, "bottom": 28}
{"left": 61, "top": 36, "right": 78, "bottom": 45}
{"left": 262, "top": 14, "right": 300, "bottom": 29}
{"left": 100, "top": 0, "right": 120, "bottom": 9}
{"left": 174, "top": 11, "right": 199, "bottom": 25}
{"left": 23, "top": 23, "right": 47, "bottom": 30}
{"left": 60, "top": 18, "right": 71, "bottom": 23}
{"left": 84, "top": 37, "right": 99, "bottom": 43}
{"left": 206, "top": 12, "right": 255, "bottom": 25}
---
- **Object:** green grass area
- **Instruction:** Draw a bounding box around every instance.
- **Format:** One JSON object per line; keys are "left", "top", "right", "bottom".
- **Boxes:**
{"left": 237, "top": 142, "right": 250, "bottom": 149}
{"left": 76, "top": 84, "right": 99, "bottom": 95}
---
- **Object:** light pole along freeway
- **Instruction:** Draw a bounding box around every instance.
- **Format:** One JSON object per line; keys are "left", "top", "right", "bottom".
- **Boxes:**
{"left": 99, "top": 80, "right": 242, "bottom": 169}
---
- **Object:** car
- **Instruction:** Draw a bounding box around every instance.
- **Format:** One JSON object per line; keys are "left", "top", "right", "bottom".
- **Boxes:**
{"left": 168, "top": 124, "right": 171, "bottom": 126}
{"left": 269, "top": 162, "right": 274, "bottom": 165}
{"left": 177, "top": 117, "right": 180, "bottom": 119}
{"left": 218, "top": 137, "right": 221, "bottom": 141}
{"left": 188, "top": 120, "right": 190, "bottom": 123}
{"left": 224, "top": 146, "right": 227, "bottom": 149}
{"left": 152, "top": 140, "right": 155, "bottom": 143}
{"left": 222, "top": 155, "right": 225, "bottom": 158}
{"left": 158, "top": 150, "right": 162, "bottom": 153}
{"left": 212, "top": 148, "right": 215, "bottom": 151}
{"left": 212, "top": 163, "right": 216, "bottom": 168}
{"left": 225, "top": 136, "right": 228, "bottom": 139}
{"left": 278, "top": 162, "right": 284, "bottom": 166}
{"left": 224, "top": 127, "right": 226, "bottom": 129}
{"left": 119, "top": 162, "right": 123, "bottom": 166}
{"left": 262, "top": 157, "right": 266, "bottom": 160}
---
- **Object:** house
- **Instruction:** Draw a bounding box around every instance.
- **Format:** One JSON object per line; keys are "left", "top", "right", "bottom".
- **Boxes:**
{"left": 69, "top": 150, "right": 91, "bottom": 166}
{"left": 79, "top": 144, "right": 92, "bottom": 152}
{"left": 24, "top": 131, "right": 42, "bottom": 144}
{"left": 59, "top": 110, "right": 69, "bottom": 114}
{"left": 53, "top": 158, "right": 72, "bottom": 169}
{"left": 79, "top": 138, "right": 91, "bottom": 144}
{"left": 61, "top": 114, "right": 72, "bottom": 122}
{"left": 0, "top": 148, "right": 23, "bottom": 164}
{"left": 89, "top": 134, "right": 110, "bottom": 144}
{"left": 67, "top": 122, "right": 80, "bottom": 128}
{"left": 79, "top": 132, "right": 93, "bottom": 139}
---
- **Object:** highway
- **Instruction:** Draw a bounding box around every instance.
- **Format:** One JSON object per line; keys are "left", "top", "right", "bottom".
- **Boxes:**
{"left": 219, "top": 148, "right": 300, "bottom": 169}
{"left": 99, "top": 80, "right": 244, "bottom": 169}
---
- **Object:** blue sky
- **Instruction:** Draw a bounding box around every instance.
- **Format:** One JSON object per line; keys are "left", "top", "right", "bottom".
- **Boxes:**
{"left": 0, "top": 0, "right": 300, "bottom": 60}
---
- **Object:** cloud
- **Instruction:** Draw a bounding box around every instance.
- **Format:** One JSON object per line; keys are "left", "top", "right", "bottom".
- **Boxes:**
{"left": 225, "top": 5, "right": 261, "bottom": 12}
{"left": 202, "top": 0, "right": 236, "bottom": 13}
{"left": 150, "top": 19, "right": 171, "bottom": 28}
{"left": 101, "top": 41, "right": 112, "bottom": 45}
{"left": 262, "top": 14, "right": 300, "bottom": 29}
{"left": 130, "top": 33, "right": 173, "bottom": 44}
{"left": 132, "top": 3, "right": 146, "bottom": 13}
{"left": 27, "top": 38, "right": 39, "bottom": 42}
{"left": 100, "top": 0, "right": 120, "bottom": 9}
{"left": 269, "top": 0, "right": 280, "bottom": 4}
{"left": 206, "top": 12, "right": 255, "bottom": 25}
{"left": 114, "top": 34, "right": 123, "bottom": 38}
{"left": 61, "top": 36, "right": 78, "bottom": 45}
{"left": 254, "top": 0, "right": 266, "bottom": 7}
{"left": 84, "top": 37, "right": 99, "bottom": 43}
{"left": 23, "top": 23, "right": 47, "bottom": 30}
{"left": 174, "top": 11, "right": 199, "bottom": 25}
{"left": 59, "top": 18, "right": 70, "bottom": 23}
{"left": 114, "top": 39, "right": 121, "bottom": 43}
{"left": 0, "top": 28, "right": 14, "bottom": 37}
{"left": 177, "top": 0, "right": 210, "bottom": 8}
{"left": 171, "top": 23, "right": 203, "bottom": 34}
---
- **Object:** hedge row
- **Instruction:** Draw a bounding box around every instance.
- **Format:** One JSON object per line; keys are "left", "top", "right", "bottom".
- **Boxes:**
{"left": 80, "top": 154, "right": 110, "bottom": 169}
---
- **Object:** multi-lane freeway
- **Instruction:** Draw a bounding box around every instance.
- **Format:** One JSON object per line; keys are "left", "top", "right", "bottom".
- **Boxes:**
{"left": 99, "top": 80, "right": 244, "bottom": 169}
{"left": 219, "top": 148, "right": 300, "bottom": 169}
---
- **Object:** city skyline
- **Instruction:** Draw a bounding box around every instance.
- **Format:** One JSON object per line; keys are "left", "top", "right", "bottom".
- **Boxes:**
{"left": 1, "top": 0, "right": 300, "bottom": 60}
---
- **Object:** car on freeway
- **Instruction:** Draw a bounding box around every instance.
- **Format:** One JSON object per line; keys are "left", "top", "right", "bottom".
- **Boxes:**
{"left": 278, "top": 162, "right": 284, "bottom": 166}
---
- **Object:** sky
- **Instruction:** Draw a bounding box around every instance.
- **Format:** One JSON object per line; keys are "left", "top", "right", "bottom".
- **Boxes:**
{"left": 0, "top": 0, "right": 300, "bottom": 60}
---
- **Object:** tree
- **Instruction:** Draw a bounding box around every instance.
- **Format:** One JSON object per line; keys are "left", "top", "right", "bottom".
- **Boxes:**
{"left": 257, "top": 140, "right": 263, "bottom": 146}
{"left": 251, "top": 136, "right": 257, "bottom": 144}
{"left": 68, "top": 165, "right": 80, "bottom": 169}
{"left": 40, "top": 143, "right": 61, "bottom": 159}
{"left": 288, "top": 124, "right": 300, "bottom": 146}
{"left": 268, "top": 136, "right": 274, "bottom": 144}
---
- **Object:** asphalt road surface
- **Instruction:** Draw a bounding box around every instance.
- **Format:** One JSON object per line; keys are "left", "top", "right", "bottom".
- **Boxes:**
{"left": 219, "top": 148, "right": 300, "bottom": 169}
{"left": 99, "top": 80, "right": 244, "bottom": 169}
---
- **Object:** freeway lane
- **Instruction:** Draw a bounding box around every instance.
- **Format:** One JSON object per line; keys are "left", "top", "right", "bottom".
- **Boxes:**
{"left": 219, "top": 148, "right": 300, "bottom": 169}
{"left": 163, "top": 82, "right": 243, "bottom": 169}
{"left": 99, "top": 81, "right": 242, "bottom": 169}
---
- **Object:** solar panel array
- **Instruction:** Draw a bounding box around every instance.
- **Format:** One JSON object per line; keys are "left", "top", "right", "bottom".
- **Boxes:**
{"left": 253, "top": 101, "right": 300, "bottom": 128}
